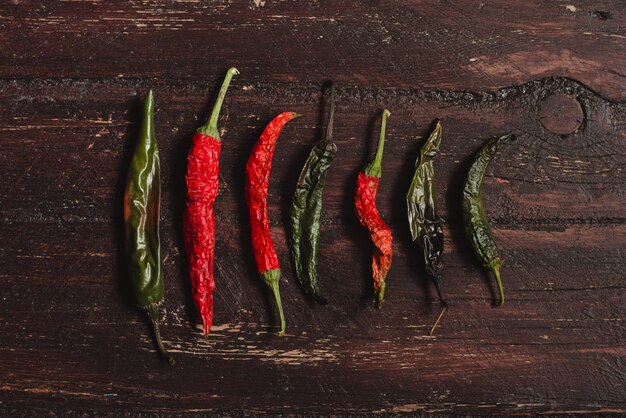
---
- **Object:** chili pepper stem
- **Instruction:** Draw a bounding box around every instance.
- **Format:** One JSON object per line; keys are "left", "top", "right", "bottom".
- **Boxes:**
{"left": 269, "top": 280, "right": 286, "bottom": 336}
{"left": 323, "top": 84, "right": 335, "bottom": 144}
{"left": 143, "top": 303, "right": 175, "bottom": 365}
{"left": 493, "top": 265, "right": 504, "bottom": 306}
{"left": 198, "top": 67, "right": 239, "bottom": 138}
{"left": 364, "top": 109, "right": 391, "bottom": 177}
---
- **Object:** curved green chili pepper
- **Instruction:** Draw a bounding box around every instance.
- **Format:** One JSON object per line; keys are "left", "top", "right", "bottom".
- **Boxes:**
{"left": 406, "top": 120, "right": 447, "bottom": 335}
{"left": 462, "top": 134, "right": 516, "bottom": 307}
{"left": 289, "top": 84, "right": 337, "bottom": 304}
{"left": 124, "top": 90, "right": 174, "bottom": 365}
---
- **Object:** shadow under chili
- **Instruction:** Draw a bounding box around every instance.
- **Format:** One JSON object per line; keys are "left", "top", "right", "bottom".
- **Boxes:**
{"left": 114, "top": 93, "right": 142, "bottom": 309}
{"left": 390, "top": 120, "right": 438, "bottom": 315}
{"left": 169, "top": 116, "right": 200, "bottom": 330}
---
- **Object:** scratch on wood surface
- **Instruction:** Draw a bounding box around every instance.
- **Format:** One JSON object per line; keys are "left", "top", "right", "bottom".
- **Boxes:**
{"left": 391, "top": 403, "right": 426, "bottom": 413}
{"left": 0, "top": 385, "right": 97, "bottom": 398}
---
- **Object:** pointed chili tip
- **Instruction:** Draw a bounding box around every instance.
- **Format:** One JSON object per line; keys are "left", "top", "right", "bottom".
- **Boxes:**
{"left": 144, "top": 89, "right": 154, "bottom": 113}
{"left": 493, "top": 265, "right": 505, "bottom": 307}
{"left": 291, "top": 112, "right": 303, "bottom": 119}
{"left": 383, "top": 109, "right": 391, "bottom": 118}
{"left": 144, "top": 304, "right": 175, "bottom": 366}
{"left": 202, "top": 321, "right": 211, "bottom": 337}
{"left": 228, "top": 67, "right": 240, "bottom": 76}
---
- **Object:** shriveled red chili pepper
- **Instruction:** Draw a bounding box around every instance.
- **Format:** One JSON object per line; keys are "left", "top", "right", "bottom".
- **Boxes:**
{"left": 183, "top": 67, "right": 238, "bottom": 336}
{"left": 355, "top": 109, "right": 393, "bottom": 309}
{"left": 245, "top": 112, "right": 300, "bottom": 336}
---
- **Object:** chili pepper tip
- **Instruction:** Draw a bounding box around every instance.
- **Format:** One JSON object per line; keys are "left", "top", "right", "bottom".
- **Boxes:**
{"left": 227, "top": 67, "right": 240, "bottom": 75}
{"left": 493, "top": 265, "right": 504, "bottom": 307}
{"left": 143, "top": 303, "right": 175, "bottom": 365}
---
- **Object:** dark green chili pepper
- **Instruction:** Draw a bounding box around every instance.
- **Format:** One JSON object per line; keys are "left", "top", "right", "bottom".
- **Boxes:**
{"left": 406, "top": 120, "right": 447, "bottom": 335}
{"left": 124, "top": 90, "right": 174, "bottom": 365}
{"left": 462, "top": 134, "right": 516, "bottom": 307}
{"left": 289, "top": 84, "right": 337, "bottom": 304}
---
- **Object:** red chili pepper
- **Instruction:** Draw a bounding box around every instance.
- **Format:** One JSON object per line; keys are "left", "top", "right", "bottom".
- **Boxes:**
{"left": 355, "top": 109, "right": 393, "bottom": 309}
{"left": 245, "top": 111, "right": 300, "bottom": 336}
{"left": 184, "top": 67, "right": 238, "bottom": 336}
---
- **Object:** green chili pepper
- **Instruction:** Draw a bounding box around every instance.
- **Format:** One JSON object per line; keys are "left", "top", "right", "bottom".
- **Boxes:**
{"left": 124, "top": 90, "right": 174, "bottom": 365}
{"left": 406, "top": 120, "right": 447, "bottom": 335}
{"left": 462, "top": 134, "right": 516, "bottom": 307}
{"left": 289, "top": 84, "right": 337, "bottom": 304}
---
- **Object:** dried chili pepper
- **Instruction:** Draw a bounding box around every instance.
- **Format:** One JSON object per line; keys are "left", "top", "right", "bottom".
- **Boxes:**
{"left": 124, "top": 90, "right": 174, "bottom": 365}
{"left": 462, "top": 134, "right": 516, "bottom": 306}
{"left": 406, "top": 120, "right": 447, "bottom": 335}
{"left": 289, "top": 84, "right": 337, "bottom": 304}
{"left": 184, "top": 67, "right": 239, "bottom": 336}
{"left": 245, "top": 112, "right": 300, "bottom": 336}
{"left": 355, "top": 109, "right": 393, "bottom": 309}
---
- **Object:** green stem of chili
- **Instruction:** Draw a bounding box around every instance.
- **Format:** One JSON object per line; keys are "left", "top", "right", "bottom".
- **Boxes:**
{"left": 493, "top": 265, "right": 504, "bottom": 306}
{"left": 375, "top": 281, "right": 386, "bottom": 309}
{"left": 364, "top": 109, "right": 391, "bottom": 178}
{"left": 323, "top": 85, "right": 335, "bottom": 144}
{"left": 198, "top": 67, "right": 240, "bottom": 139}
{"left": 143, "top": 303, "right": 175, "bottom": 365}
{"left": 269, "top": 280, "right": 286, "bottom": 336}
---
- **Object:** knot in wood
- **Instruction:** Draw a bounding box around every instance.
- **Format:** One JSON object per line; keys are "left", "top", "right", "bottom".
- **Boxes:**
{"left": 537, "top": 93, "right": 584, "bottom": 136}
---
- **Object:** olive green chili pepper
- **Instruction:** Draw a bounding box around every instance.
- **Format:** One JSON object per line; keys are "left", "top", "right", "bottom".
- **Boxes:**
{"left": 124, "top": 90, "right": 174, "bottom": 365}
{"left": 406, "top": 120, "right": 447, "bottom": 335}
{"left": 289, "top": 84, "right": 337, "bottom": 304}
{"left": 462, "top": 134, "right": 516, "bottom": 307}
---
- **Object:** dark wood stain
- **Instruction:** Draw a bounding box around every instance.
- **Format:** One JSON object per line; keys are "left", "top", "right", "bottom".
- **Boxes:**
{"left": 0, "top": 1, "right": 624, "bottom": 416}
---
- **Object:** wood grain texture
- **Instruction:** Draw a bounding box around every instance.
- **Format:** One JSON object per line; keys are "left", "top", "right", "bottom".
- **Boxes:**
{"left": 0, "top": 1, "right": 625, "bottom": 416}
{"left": 0, "top": 0, "right": 625, "bottom": 100}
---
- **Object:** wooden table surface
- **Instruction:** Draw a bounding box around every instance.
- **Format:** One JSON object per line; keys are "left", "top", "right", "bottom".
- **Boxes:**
{"left": 1, "top": 1, "right": 625, "bottom": 416}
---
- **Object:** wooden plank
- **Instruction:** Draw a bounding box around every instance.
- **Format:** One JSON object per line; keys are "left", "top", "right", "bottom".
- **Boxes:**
{"left": 0, "top": 0, "right": 624, "bottom": 100}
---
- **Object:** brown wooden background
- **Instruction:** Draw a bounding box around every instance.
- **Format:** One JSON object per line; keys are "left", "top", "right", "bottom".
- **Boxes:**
{"left": 1, "top": 1, "right": 625, "bottom": 416}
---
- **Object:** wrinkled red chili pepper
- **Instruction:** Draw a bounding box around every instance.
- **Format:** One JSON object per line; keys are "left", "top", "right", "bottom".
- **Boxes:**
{"left": 355, "top": 110, "right": 393, "bottom": 309}
{"left": 184, "top": 67, "right": 238, "bottom": 336}
{"left": 245, "top": 111, "right": 300, "bottom": 336}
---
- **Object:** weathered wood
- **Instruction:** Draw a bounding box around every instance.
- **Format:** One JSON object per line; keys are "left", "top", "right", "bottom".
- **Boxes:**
{"left": 0, "top": 0, "right": 625, "bottom": 100}
{"left": 0, "top": 1, "right": 625, "bottom": 416}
